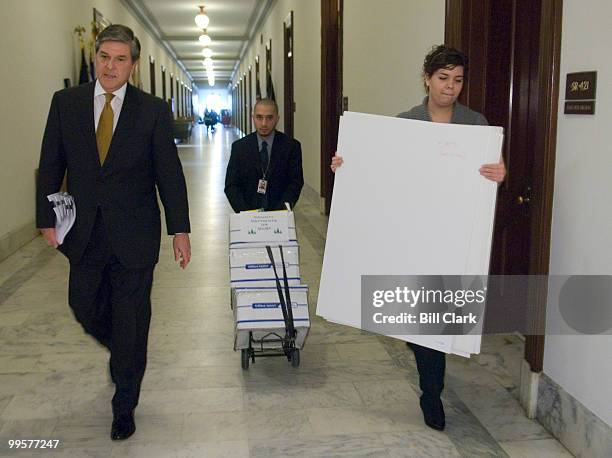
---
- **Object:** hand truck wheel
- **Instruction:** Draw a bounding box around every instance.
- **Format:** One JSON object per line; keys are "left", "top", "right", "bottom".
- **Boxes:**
{"left": 290, "top": 349, "right": 300, "bottom": 367}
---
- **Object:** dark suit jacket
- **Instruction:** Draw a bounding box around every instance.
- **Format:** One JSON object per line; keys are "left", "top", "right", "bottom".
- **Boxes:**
{"left": 36, "top": 82, "right": 190, "bottom": 268}
{"left": 224, "top": 131, "right": 303, "bottom": 212}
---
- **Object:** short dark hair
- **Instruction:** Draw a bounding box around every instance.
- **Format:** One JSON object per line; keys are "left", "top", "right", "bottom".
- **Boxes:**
{"left": 423, "top": 44, "right": 469, "bottom": 80}
{"left": 95, "top": 24, "right": 141, "bottom": 61}
{"left": 253, "top": 98, "right": 278, "bottom": 115}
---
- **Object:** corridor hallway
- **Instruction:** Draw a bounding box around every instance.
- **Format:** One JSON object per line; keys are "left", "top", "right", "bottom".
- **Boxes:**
{"left": 0, "top": 125, "right": 571, "bottom": 457}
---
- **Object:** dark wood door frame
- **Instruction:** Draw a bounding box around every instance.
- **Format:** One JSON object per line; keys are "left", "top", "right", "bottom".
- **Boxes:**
{"left": 176, "top": 80, "right": 180, "bottom": 116}
{"left": 149, "top": 56, "right": 156, "bottom": 96}
{"left": 266, "top": 41, "right": 274, "bottom": 100}
{"left": 239, "top": 82, "right": 243, "bottom": 133}
{"left": 321, "top": 0, "right": 343, "bottom": 214}
{"left": 237, "top": 81, "right": 241, "bottom": 132}
{"left": 284, "top": 11, "right": 295, "bottom": 138}
{"left": 234, "top": 86, "right": 237, "bottom": 128}
{"left": 248, "top": 68, "right": 253, "bottom": 132}
{"left": 161, "top": 67, "right": 166, "bottom": 101}
{"left": 170, "top": 73, "right": 175, "bottom": 116}
{"left": 445, "top": 0, "right": 562, "bottom": 372}
{"left": 240, "top": 79, "right": 244, "bottom": 133}
{"left": 242, "top": 73, "right": 250, "bottom": 135}
{"left": 255, "top": 55, "right": 262, "bottom": 99}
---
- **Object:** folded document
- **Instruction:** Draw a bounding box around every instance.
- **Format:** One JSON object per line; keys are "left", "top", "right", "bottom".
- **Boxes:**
{"left": 47, "top": 192, "right": 76, "bottom": 245}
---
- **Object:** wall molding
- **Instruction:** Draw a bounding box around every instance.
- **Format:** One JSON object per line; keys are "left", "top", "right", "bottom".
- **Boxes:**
{"left": 538, "top": 373, "right": 612, "bottom": 457}
{"left": 0, "top": 221, "right": 38, "bottom": 263}
{"left": 519, "top": 358, "right": 540, "bottom": 418}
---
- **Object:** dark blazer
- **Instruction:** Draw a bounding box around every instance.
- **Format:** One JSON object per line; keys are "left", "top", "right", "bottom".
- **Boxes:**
{"left": 36, "top": 82, "right": 190, "bottom": 268}
{"left": 224, "top": 131, "right": 303, "bottom": 212}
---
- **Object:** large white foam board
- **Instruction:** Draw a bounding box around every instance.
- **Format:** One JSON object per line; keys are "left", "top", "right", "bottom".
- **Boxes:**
{"left": 316, "top": 111, "right": 503, "bottom": 357}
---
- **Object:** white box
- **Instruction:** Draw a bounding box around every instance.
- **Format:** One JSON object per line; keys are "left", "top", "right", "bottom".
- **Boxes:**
{"left": 229, "top": 243, "right": 301, "bottom": 288}
{"left": 229, "top": 211, "right": 297, "bottom": 246}
{"left": 233, "top": 286, "right": 310, "bottom": 350}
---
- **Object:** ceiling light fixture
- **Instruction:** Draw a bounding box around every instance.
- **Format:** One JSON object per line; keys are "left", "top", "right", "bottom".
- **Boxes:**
{"left": 201, "top": 47, "right": 213, "bottom": 58}
{"left": 199, "top": 30, "right": 212, "bottom": 46}
{"left": 195, "top": 5, "right": 209, "bottom": 29}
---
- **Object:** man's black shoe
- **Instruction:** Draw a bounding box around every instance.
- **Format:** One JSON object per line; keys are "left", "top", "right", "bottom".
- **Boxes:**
{"left": 111, "top": 411, "right": 135, "bottom": 440}
{"left": 420, "top": 396, "right": 445, "bottom": 431}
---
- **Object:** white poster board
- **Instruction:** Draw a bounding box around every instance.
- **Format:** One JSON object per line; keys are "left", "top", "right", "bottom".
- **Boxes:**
{"left": 316, "top": 112, "right": 503, "bottom": 357}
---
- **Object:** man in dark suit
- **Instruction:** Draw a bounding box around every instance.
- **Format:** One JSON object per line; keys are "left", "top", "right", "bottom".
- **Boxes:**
{"left": 36, "top": 24, "right": 191, "bottom": 441}
{"left": 224, "top": 99, "right": 303, "bottom": 212}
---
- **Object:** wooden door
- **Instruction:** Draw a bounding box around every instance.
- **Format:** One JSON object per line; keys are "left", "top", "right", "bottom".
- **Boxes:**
{"left": 321, "top": 0, "right": 343, "bottom": 214}
{"left": 242, "top": 73, "right": 250, "bottom": 135}
{"left": 284, "top": 11, "right": 295, "bottom": 138}
{"left": 170, "top": 74, "right": 174, "bottom": 116}
{"left": 446, "top": 0, "right": 562, "bottom": 371}
{"left": 149, "top": 56, "right": 156, "bottom": 96}
{"left": 248, "top": 68, "right": 253, "bottom": 132}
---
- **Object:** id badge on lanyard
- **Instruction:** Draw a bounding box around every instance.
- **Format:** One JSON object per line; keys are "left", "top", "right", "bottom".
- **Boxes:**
{"left": 257, "top": 178, "right": 268, "bottom": 194}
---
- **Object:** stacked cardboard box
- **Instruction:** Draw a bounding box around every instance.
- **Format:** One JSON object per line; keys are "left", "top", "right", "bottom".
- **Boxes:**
{"left": 229, "top": 211, "right": 310, "bottom": 350}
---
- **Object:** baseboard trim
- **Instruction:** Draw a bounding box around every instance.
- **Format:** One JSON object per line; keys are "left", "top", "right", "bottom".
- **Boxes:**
{"left": 537, "top": 372, "right": 612, "bottom": 457}
{"left": 0, "top": 222, "right": 38, "bottom": 263}
{"left": 519, "top": 359, "right": 540, "bottom": 418}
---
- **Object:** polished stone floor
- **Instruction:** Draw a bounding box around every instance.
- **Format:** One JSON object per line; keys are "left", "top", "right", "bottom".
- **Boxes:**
{"left": 0, "top": 125, "right": 573, "bottom": 457}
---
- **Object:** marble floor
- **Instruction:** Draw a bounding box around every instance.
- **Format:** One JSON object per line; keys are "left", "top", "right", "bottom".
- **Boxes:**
{"left": 0, "top": 125, "right": 573, "bottom": 457}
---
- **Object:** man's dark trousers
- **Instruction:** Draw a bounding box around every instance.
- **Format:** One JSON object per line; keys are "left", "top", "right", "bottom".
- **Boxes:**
{"left": 68, "top": 210, "right": 154, "bottom": 415}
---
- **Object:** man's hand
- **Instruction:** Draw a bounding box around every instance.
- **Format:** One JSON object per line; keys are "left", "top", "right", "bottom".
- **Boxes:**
{"left": 173, "top": 233, "right": 191, "bottom": 269}
{"left": 40, "top": 228, "right": 59, "bottom": 248}
{"left": 479, "top": 157, "right": 506, "bottom": 183}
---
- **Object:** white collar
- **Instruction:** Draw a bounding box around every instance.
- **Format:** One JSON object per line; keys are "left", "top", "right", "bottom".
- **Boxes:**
{"left": 94, "top": 79, "right": 127, "bottom": 101}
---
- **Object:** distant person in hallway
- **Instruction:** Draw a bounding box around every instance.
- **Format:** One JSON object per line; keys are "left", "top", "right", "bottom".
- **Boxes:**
{"left": 224, "top": 98, "right": 304, "bottom": 212}
{"left": 330, "top": 45, "right": 506, "bottom": 431}
{"left": 204, "top": 108, "right": 217, "bottom": 133}
{"left": 36, "top": 24, "right": 191, "bottom": 441}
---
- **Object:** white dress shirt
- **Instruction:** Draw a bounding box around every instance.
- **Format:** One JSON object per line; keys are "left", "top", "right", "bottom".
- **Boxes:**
{"left": 94, "top": 79, "right": 127, "bottom": 132}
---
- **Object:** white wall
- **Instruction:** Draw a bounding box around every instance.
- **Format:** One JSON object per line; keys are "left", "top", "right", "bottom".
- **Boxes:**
{"left": 0, "top": 0, "right": 190, "bottom": 244}
{"left": 231, "top": 1, "right": 445, "bottom": 196}
{"left": 232, "top": 0, "right": 321, "bottom": 194}
{"left": 544, "top": 0, "right": 612, "bottom": 426}
{"left": 343, "top": 0, "right": 445, "bottom": 116}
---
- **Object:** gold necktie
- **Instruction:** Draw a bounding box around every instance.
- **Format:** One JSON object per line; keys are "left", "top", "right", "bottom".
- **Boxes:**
{"left": 96, "top": 93, "right": 115, "bottom": 165}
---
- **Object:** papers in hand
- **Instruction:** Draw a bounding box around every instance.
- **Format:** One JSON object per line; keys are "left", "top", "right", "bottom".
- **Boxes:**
{"left": 47, "top": 192, "right": 76, "bottom": 245}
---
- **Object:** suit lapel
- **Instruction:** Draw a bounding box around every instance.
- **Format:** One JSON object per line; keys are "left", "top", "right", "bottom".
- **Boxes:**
{"left": 101, "top": 84, "right": 140, "bottom": 172}
{"left": 76, "top": 82, "right": 99, "bottom": 167}
{"left": 249, "top": 133, "right": 263, "bottom": 175}
{"left": 266, "top": 131, "right": 284, "bottom": 178}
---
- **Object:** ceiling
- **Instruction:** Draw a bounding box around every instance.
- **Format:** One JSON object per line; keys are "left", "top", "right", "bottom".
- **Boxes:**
{"left": 123, "top": 0, "right": 275, "bottom": 89}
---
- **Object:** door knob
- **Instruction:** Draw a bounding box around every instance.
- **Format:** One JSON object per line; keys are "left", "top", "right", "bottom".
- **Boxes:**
{"left": 517, "top": 195, "right": 530, "bottom": 205}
